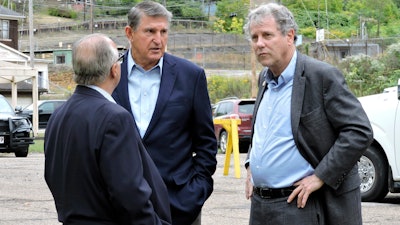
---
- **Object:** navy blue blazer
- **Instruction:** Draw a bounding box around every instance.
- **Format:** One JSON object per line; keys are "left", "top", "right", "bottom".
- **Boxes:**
{"left": 45, "top": 85, "right": 171, "bottom": 225}
{"left": 113, "top": 52, "right": 218, "bottom": 224}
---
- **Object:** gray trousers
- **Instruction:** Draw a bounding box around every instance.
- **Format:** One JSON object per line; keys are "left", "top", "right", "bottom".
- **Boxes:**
{"left": 249, "top": 193, "right": 325, "bottom": 225}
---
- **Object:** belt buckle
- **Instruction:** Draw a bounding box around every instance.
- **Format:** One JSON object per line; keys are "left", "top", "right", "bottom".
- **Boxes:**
{"left": 257, "top": 187, "right": 273, "bottom": 199}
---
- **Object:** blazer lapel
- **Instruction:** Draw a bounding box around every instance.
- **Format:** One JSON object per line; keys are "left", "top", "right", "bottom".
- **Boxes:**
{"left": 114, "top": 51, "right": 133, "bottom": 113}
{"left": 249, "top": 67, "right": 269, "bottom": 146}
{"left": 143, "top": 53, "right": 177, "bottom": 139}
{"left": 252, "top": 67, "right": 268, "bottom": 129}
{"left": 291, "top": 53, "right": 306, "bottom": 143}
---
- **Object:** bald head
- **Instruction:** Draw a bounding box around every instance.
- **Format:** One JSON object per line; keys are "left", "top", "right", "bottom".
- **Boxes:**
{"left": 72, "top": 33, "right": 119, "bottom": 86}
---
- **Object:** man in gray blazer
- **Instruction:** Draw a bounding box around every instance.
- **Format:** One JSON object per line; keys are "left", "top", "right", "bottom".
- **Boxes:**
{"left": 243, "top": 3, "right": 373, "bottom": 225}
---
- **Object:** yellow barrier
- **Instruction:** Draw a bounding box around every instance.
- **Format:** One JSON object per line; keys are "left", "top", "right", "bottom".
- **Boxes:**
{"left": 213, "top": 118, "right": 241, "bottom": 178}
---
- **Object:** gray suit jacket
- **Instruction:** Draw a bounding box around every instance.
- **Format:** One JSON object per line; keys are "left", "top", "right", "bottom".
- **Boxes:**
{"left": 249, "top": 53, "right": 373, "bottom": 224}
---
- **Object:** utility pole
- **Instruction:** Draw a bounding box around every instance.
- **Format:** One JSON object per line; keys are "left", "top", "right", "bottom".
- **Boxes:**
{"left": 90, "top": 0, "right": 94, "bottom": 33}
{"left": 28, "top": 0, "right": 34, "bottom": 69}
{"left": 83, "top": 1, "right": 86, "bottom": 22}
{"left": 29, "top": 0, "right": 38, "bottom": 135}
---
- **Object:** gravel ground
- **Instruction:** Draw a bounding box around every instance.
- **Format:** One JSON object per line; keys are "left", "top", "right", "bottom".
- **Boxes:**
{"left": 1, "top": 153, "right": 400, "bottom": 225}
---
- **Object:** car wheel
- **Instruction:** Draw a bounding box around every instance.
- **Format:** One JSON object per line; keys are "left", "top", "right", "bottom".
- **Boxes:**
{"left": 14, "top": 147, "right": 29, "bottom": 157}
{"left": 239, "top": 141, "right": 250, "bottom": 153}
{"left": 358, "top": 146, "right": 388, "bottom": 202}
{"left": 219, "top": 131, "right": 227, "bottom": 154}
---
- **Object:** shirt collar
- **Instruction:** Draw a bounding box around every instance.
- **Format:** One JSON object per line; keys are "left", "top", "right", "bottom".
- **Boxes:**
{"left": 86, "top": 85, "right": 116, "bottom": 103}
{"left": 127, "top": 49, "right": 163, "bottom": 76}
{"left": 265, "top": 51, "right": 297, "bottom": 86}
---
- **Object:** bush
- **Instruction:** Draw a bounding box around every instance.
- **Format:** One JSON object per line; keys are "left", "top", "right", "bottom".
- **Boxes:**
{"left": 207, "top": 75, "right": 252, "bottom": 104}
{"left": 339, "top": 48, "right": 399, "bottom": 97}
{"left": 48, "top": 7, "right": 77, "bottom": 19}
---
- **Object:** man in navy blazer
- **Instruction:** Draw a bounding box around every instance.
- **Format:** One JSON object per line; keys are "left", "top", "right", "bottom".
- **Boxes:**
{"left": 45, "top": 33, "right": 171, "bottom": 225}
{"left": 112, "top": 2, "right": 217, "bottom": 225}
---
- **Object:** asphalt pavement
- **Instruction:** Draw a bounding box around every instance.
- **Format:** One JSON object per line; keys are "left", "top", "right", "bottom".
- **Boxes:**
{"left": 1, "top": 153, "right": 400, "bottom": 224}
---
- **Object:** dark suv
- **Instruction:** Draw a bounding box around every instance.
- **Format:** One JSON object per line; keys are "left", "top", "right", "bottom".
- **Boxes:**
{"left": 213, "top": 97, "right": 256, "bottom": 153}
{"left": 0, "top": 94, "right": 34, "bottom": 157}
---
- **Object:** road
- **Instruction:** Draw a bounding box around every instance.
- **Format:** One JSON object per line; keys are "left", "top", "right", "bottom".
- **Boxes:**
{"left": 1, "top": 153, "right": 400, "bottom": 225}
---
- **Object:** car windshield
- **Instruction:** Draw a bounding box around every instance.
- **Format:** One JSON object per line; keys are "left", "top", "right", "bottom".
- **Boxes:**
{"left": 0, "top": 98, "right": 15, "bottom": 114}
{"left": 24, "top": 103, "right": 35, "bottom": 110}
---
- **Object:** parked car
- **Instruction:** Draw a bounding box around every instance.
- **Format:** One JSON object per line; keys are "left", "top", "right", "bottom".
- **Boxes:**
{"left": 0, "top": 94, "right": 34, "bottom": 157}
{"left": 16, "top": 100, "right": 66, "bottom": 129}
{"left": 213, "top": 97, "right": 255, "bottom": 153}
{"left": 357, "top": 81, "right": 400, "bottom": 201}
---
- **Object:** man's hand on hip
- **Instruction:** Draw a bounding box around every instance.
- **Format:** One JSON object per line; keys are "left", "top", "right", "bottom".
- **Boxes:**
{"left": 287, "top": 174, "right": 324, "bottom": 208}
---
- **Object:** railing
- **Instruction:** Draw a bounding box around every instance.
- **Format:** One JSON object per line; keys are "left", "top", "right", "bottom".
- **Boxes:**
{"left": 19, "top": 19, "right": 212, "bottom": 35}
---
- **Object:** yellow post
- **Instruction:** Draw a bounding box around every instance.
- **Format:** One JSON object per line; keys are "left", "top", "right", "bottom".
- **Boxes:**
{"left": 213, "top": 118, "right": 241, "bottom": 178}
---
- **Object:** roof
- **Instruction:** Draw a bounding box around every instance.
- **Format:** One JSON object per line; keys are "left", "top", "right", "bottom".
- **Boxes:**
{"left": 0, "top": 6, "right": 25, "bottom": 20}
{"left": 0, "top": 60, "right": 37, "bottom": 83}
{"left": 0, "top": 82, "right": 47, "bottom": 93}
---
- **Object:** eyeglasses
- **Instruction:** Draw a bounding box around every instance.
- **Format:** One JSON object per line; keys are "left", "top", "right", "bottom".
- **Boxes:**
{"left": 116, "top": 54, "right": 124, "bottom": 64}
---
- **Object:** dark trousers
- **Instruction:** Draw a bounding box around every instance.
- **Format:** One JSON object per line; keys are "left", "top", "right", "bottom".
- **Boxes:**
{"left": 249, "top": 193, "right": 325, "bottom": 225}
{"left": 191, "top": 211, "right": 201, "bottom": 225}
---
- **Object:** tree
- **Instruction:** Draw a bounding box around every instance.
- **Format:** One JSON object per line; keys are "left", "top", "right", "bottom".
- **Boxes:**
{"left": 346, "top": 0, "right": 400, "bottom": 37}
{"left": 214, "top": 0, "right": 249, "bottom": 33}
{"left": 163, "top": 0, "right": 207, "bottom": 20}
{"left": 283, "top": 0, "right": 342, "bottom": 13}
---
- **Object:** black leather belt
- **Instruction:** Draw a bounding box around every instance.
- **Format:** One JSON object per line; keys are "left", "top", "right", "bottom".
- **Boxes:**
{"left": 253, "top": 186, "right": 295, "bottom": 199}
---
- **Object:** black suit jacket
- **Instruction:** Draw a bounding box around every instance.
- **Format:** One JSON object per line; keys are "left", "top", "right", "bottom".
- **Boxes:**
{"left": 250, "top": 53, "right": 373, "bottom": 224}
{"left": 113, "top": 52, "right": 218, "bottom": 224}
{"left": 45, "top": 85, "right": 171, "bottom": 225}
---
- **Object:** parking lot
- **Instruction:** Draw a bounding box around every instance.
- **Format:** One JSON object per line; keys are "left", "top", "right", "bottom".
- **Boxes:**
{"left": 1, "top": 152, "right": 400, "bottom": 224}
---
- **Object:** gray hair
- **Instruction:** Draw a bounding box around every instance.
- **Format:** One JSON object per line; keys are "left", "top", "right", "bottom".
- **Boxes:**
{"left": 243, "top": 3, "right": 298, "bottom": 41}
{"left": 128, "top": 1, "right": 173, "bottom": 31}
{"left": 72, "top": 33, "right": 118, "bottom": 85}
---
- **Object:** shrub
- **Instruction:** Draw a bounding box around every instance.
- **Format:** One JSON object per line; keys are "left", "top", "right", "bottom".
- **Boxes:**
{"left": 48, "top": 7, "right": 77, "bottom": 19}
{"left": 207, "top": 75, "right": 252, "bottom": 104}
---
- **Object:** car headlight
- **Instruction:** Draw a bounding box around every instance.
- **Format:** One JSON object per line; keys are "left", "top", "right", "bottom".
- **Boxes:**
{"left": 11, "top": 118, "right": 32, "bottom": 130}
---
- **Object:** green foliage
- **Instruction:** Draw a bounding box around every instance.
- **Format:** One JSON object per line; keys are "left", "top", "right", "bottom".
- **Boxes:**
{"left": 213, "top": 17, "right": 244, "bottom": 34}
{"left": 382, "top": 42, "right": 400, "bottom": 70}
{"left": 48, "top": 7, "right": 77, "bottom": 19}
{"left": 214, "top": 0, "right": 249, "bottom": 33}
{"left": 283, "top": 0, "right": 343, "bottom": 13}
{"left": 299, "top": 26, "right": 316, "bottom": 39}
{"left": 163, "top": 0, "right": 207, "bottom": 20}
{"left": 207, "top": 75, "right": 252, "bottom": 104}
{"left": 339, "top": 43, "right": 400, "bottom": 96}
{"left": 372, "top": 20, "right": 400, "bottom": 36}
{"left": 256, "top": 0, "right": 400, "bottom": 39}
{"left": 213, "top": 19, "right": 226, "bottom": 33}
{"left": 100, "top": 0, "right": 139, "bottom": 4}
{"left": 29, "top": 133, "right": 44, "bottom": 153}
{"left": 339, "top": 55, "right": 384, "bottom": 96}
{"left": 230, "top": 17, "right": 244, "bottom": 34}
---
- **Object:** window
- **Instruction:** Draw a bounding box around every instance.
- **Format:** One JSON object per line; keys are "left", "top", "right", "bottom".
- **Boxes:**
{"left": 215, "top": 102, "right": 233, "bottom": 117}
{"left": 0, "top": 20, "right": 9, "bottom": 39}
{"left": 40, "top": 102, "right": 55, "bottom": 113}
{"left": 56, "top": 55, "right": 66, "bottom": 64}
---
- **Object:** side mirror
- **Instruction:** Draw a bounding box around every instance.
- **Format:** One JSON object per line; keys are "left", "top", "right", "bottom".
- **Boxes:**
{"left": 15, "top": 106, "right": 22, "bottom": 112}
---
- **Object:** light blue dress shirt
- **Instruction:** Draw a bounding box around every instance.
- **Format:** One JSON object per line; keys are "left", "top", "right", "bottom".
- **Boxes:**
{"left": 127, "top": 50, "right": 163, "bottom": 137}
{"left": 250, "top": 51, "right": 314, "bottom": 188}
